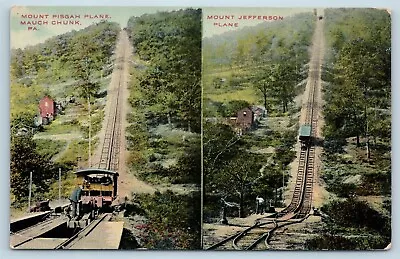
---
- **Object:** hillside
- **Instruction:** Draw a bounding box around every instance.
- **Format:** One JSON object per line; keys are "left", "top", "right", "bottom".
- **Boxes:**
{"left": 10, "top": 21, "right": 121, "bottom": 207}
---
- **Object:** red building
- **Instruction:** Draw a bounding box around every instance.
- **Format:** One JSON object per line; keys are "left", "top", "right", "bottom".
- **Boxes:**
{"left": 235, "top": 107, "right": 255, "bottom": 132}
{"left": 38, "top": 96, "right": 55, "bottom": 121}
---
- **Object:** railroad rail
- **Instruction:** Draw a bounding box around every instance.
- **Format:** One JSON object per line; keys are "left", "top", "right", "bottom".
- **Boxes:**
{"left": 207, "top": 13, "right": 324, "bottom": 250}
{"left": 55, "top": 213, "right": 111, "bottom": 249}
{"left": 10, "top": 31, "right": 129, "bottom": 250}
{"left": 98, "top": 56, "right": 125, "bottom": 171}
{"left": 10, "top": 216, "right": 67, "bottom": 249}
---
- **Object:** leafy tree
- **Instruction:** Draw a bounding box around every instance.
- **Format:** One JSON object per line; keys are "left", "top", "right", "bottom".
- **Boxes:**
{"left": 203, "top": 122, "right": 241, "bottom": 176}
{"left": 323, "top": 9, "right": 390, "bottom": 158}
{"left": 9, "top": 21, "right": 120, "bottom": 203}
{"left": 215, "top": 154, "right": 263, "bottom": 217}
{"left": 170, "top": 138, "right": 201, "bottom": 184}
{"left": 127, "top": 9, "right": 202, "bottom": 133}
{"left": 225, "top": 100, "right": 251, "bottom": 117}
{"left": 10, "top": 135, "right": 54, "bottom": 202}
{"left": 130, "top": 191, "right": 201, "bottom": 249}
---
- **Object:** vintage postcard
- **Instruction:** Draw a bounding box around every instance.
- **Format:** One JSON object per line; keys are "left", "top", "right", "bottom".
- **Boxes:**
{"left": 9, "top": 6, "right": 391, "bottom": 250}
{"left": 10, "top": 6, "right": 201, "bottom": 250}
{"left": 202, "top": 7, "right": 391, "bottom": 250}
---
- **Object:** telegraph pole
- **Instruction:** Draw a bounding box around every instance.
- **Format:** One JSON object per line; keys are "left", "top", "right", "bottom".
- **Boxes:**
{"left": 88, "top": 93, "right": 92, "bottom": 167}
{"left": 58, "top": 168, "right": 62, "bottom": 205}
{"left": 28, "top": 171, "right": 32, "bottom": 213}
{"left": 86, "top": 57, "right": 92, "bottom": 167}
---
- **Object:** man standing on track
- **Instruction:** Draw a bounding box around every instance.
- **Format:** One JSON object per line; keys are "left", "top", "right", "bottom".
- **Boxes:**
{"left": 256, "top": 196, "right": 265, "bottom": 214}
{"left": 69, "top": 185, "right": 83, "bottom": 219}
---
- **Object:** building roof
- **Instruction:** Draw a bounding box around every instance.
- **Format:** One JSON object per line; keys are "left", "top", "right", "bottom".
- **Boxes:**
{"left": 299, "top": 124, "right": 312, "bottom": 137}
{"left": 39, "top": 96, "right": 54, "bottom": 102}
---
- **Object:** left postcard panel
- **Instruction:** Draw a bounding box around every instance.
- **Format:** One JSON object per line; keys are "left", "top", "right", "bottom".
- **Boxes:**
{"left": 10, "top": 6, "right": 202, "bottom": 250}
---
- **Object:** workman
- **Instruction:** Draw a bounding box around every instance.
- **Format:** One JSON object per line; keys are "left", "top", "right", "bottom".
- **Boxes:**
{"left": 69, "top": 185, "right": 83, "bottom": 219}
{"left": 255, "top": 196, "right": 265, "bottom": 214}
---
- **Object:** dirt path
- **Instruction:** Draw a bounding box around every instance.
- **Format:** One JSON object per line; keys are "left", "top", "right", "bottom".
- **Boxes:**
{"left": 91, "top": 30, "right": 156, "bottom": 197}
{"left": 112, "top": 31, "right": 199, "bottom": 197}
{"left": 284, "top": 10, "right": 328, "bottom": 209}
{"left": 205, "top": 11, "right": 329, "bottom": 250}
{"left": 117, "top": 30, "right": 157, "bottom": 197}
{"left": 312, "top": 12, "right": 329, "bottom": 208}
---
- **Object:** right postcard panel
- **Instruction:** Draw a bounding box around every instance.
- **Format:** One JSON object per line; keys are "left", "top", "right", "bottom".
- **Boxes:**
{"left": 202, "top": 7, "right": 391, "bottom": 250}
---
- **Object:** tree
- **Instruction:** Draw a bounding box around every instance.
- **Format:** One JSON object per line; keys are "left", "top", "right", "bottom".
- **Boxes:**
{"left": 127, "top": 9, "right": 201, "bottom": 133}
{"left": 253, "top": 64, "right": 277, "bottom": 111}
{"left": 216, "top": 154, "right": 262, "bottom": 217}
{"left": 70, "top": 35, "right": 101, "bottom": 100}
{"left": 253, "top": 61, "right": 299, "bottom": 113}
{"left": 203, "top": 123, "right": 241, "bottom": 177}
{"left": 10, "top": 135, "right": 53, "bottom": 202}
{"left": 325, "top": 34, "right": 390, "bottom": 157}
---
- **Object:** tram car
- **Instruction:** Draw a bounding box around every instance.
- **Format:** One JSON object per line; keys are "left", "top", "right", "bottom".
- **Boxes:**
{"left": 75, "top": 168, "right": 119, "bottom": 209}
{"left": 66, "top": 169, "right": 119, "bottom": 228}
{"left": 299, "top": 124, "right": 312, "bottom": 149}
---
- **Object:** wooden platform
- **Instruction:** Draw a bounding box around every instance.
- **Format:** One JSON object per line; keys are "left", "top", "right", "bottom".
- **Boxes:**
{"left": 16, "top": 238, "right": 68, "bottom": 249}
{"left": 68, "top": 221, "right": 124, "bottom": 249}
{"left": 10, "top": 211, "right": 50, "bottom": 224}
{"left": 10, "top": 217, "right": 67, "bottom": 248}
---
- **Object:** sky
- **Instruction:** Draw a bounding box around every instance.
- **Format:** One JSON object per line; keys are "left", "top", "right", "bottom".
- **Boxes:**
{"left": 202, "top": 7, "right": 314, "bottom": 38}
{"left": 2, "top": 0, "right": 399, "bottom": 259}
{"left": 11, "top": 7, "right": 319, "bottom": 49}
{"left": 10, "top": 6, "right": 185, "bottom": 49}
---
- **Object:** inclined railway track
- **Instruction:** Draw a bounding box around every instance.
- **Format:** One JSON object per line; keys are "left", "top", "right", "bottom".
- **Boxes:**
{"left": 11, "top": 32, "right": 129, "bottom": 250}
{"left": 10, "top": 216, "right": 67, "bottom": 249}
{"left": 98, "top": 73, "right": 123, "bottom": 171}
{"left": 55, "top": 213, "right": 111, "bottom": 249}
{"left": 208, "top": 14, "right": 324, "bottom": 251}
{"left": 98, "top": 49, "right": 126, "bottom": 171}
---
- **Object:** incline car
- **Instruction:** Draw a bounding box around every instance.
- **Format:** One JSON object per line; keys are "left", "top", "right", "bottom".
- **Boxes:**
{"left": 299, "top": 124, "right": 312, "bottom": 148}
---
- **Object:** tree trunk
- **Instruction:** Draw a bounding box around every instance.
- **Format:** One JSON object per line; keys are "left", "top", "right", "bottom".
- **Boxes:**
{"left": 263, "top": 92, "right": 267, "bottom": 110}
{"left": 239, "top": 191, "right": 244, "bottom": 218}
{"left": 356, "top": 135, "right": 360, "bottom": 146}
{"left": 366, "top": 118, "right": 370, "bottom": 160}
{"left": 167, "top": 113, "right": 172, "bottom": 128}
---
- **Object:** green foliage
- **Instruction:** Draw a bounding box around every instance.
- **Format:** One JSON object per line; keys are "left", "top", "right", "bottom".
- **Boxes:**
{"left": 317, "top": 12, "right": 392, "bottom": 249}
{"left": 306, "top": 198, "right": 391, "bottom": 250}
{"left": 203, "top": 122, "right": 296, "bottom": 218}
{"left": 125, "top": 9, "right": 201, "bottom": 186}
{"left": 305, "top": 234, "right": 389, "bottom": 250}
{"left": 322, "top": 148, "right": 391, "bottom": 198}
{"left": 323, "top": 9, "right": 391, "bottom": 144}
{"left": 252, "top": 62, "right": 301, "bottom": 112}
{"left": 44, "top": 170, "right": 76, "bottom": 201}
{"left": 322, "top": 198, "right": 390, "bottom": 236}
{"left": 204, "top": 12, "right": 314, "bottom": 115}
{"left": 10, "top": 21, "right": 119, "bottom": 204}
{"left": 170, "top": 138, "right": 201, "bottom": 184}
{"left": 203, "top": 13, "right": 314, "bottom": 70}
{"left": 34, "top": 139, "right": 67, "bottom": 160}
{"left": 10, "top": 111, "right": 38, "bottom": 135}
{"left": 126, "top": 9, "right": 201, "bottom": 133}
{"left": 127, "top": 191, "right": 201, "bottom": 249}
{"left": 10, "top": 135, "right": 54, "bottom": 202}
{"left": 11, "top": 21, "right": 120, "bottom": 90}
{"left": 56, "top": 139, "right": 93, "bottom": 166}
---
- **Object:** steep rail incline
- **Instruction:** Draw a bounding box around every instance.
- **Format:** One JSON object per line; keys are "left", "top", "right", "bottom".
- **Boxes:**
{"left": 208, "top": 12, "right": 325, "bottom": 250}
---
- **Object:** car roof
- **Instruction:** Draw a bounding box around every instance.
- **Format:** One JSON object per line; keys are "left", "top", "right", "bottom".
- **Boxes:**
{"left": 74, "top": 168, "right": 119, "bottom": 176}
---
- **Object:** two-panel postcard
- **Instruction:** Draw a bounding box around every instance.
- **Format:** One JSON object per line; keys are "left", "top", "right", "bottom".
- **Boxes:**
{"left": 9, "top": 6, "right": 391, "bottom": 250}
